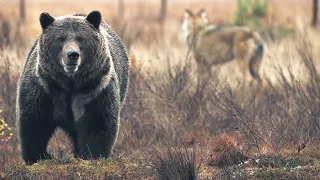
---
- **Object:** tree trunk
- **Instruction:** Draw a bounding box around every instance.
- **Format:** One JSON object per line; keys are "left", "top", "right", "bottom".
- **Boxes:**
{"left": 159, "top": 0, "right": 167, "bottom": 22}
{"left": 118, "top": 0, "right": 124, "bottom": 20}
{"left": 312, "top": 0, "right": 318, "bottom": 27}
{"left": 20, "top": 0, "right": 25, "bottom": 23}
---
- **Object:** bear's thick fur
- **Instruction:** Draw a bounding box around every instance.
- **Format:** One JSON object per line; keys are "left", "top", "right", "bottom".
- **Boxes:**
{"left": 16, "top": 11, "right": 129, "bottom": 165}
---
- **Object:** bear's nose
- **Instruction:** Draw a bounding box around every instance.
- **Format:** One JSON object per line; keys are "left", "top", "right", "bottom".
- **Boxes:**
{"left": 67, "top": 51, "right": 80, "bottom": 61}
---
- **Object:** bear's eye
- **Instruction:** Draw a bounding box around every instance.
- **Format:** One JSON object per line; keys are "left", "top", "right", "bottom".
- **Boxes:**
{"left": 76, "top": 37, "right": 84, "bottom": 42}
{"left": 57, "top": 36, "right": 66, "bottom": 42}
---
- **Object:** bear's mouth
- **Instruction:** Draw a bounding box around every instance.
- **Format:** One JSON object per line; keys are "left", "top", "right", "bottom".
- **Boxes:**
{"left": 64, "top": 64, "right": 79, "bottom": 73}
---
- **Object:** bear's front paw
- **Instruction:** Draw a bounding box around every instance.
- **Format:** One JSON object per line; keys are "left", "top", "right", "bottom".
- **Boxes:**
{"left": 24, "top": 152, "right": 53, "bottom": 165}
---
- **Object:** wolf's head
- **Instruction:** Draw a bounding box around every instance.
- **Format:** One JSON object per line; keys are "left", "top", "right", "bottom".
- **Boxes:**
{"left": 182, "top": 9, "right": 208, "bottom": 39}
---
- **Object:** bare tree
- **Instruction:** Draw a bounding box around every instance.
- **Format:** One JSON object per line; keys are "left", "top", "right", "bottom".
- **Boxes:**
{"left": 312, "top": 0, "right": 318, "bottom": 27}
{"left": 118, "top": 0, "right": 124, "bottom": 20}
{"left": 159, "top": 0, "right": 167, "bottom": 23}
{"left": 20, "top": 0, "right": 25, "bottom": 23}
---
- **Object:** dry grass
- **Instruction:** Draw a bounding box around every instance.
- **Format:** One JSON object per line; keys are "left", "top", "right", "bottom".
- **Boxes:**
{"left": 149, "top": 146, "right": 199, "bottom": 180}
{"left": 1, "top": 0, "right": 320, "bottom": 179}
{"left": 4, "top": 158, "right": 151, "bottom": 179}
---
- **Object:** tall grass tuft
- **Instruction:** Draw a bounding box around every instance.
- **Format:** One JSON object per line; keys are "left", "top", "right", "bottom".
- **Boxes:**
{"left": 149, "top": 146, "right": 200, "bottom": 180}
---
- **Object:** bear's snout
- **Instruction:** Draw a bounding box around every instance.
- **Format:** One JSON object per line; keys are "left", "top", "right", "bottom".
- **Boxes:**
{"left": 65, "top": 50, "right": 80, "bottom": 73}
{"left": 67, "top": 51, "right": 80, "bottom": 62}
{"left": 63, "top": 43, "right": 81, "bottom": 73}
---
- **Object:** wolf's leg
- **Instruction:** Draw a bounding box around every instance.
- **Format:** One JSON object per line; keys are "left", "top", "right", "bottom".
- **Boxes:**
{"left": 248, "top": 43, "right": 264, "bottom": 82}
{"left": 234, "top": 40, "right": 254, "bottom": 82}
{"left": 195, "top": 54, "right": 210, "bottom": 76}
{"left": 196, "top": 62, "right": 206, "bottom": 75}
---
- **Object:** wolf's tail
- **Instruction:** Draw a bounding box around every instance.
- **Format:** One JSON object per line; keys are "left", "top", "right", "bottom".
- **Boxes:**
{"left": 249, "top": 31, "right": 264, "bottom": 81}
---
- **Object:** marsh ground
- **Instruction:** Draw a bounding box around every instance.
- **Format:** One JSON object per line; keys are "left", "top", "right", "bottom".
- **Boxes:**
{"left": 1, "top": 0, "right": 320, "bottom": 179}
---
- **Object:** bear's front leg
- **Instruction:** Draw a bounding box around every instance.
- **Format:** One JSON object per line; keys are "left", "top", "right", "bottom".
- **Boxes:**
{"left": 75, "top": 90, "right": 120, "bottom": 160}
{"left": 17, "top": 89, "right": 56, "bottom": 165}
{"left": 77, "top": 122, "right": 119, "bottom": 159}
{"left": 19, "top": 120, "right": 56, "bottom": 165}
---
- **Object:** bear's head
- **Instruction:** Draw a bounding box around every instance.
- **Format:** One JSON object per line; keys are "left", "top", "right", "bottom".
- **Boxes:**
{"left": 38, "top": 11, "right": 109, "bottom": 77}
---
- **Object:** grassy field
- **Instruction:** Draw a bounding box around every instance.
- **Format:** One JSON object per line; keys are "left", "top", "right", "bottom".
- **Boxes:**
{"left": 1, "top": 0, "right": 320, "bottom": 179}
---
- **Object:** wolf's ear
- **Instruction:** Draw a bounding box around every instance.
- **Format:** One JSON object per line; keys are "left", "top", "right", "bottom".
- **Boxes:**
{"left": 86, "top": 10, "right": 102, "bottom": 29}
{"left": 197, "top": 9, "right": 206, "bottom": 18}
{"left": 40, "top": 12, "right": 55, "bottom": 31}
{"left": 185, "top": 9, "right": 193, "bottom": 19}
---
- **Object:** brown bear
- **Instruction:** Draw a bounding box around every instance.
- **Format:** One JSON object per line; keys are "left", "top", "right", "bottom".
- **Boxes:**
{"left": 16, "top": 11, "right": 129, "bottom": 165}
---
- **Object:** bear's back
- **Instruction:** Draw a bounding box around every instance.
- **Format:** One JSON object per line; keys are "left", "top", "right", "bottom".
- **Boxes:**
{"left": 101, "top": 23, "right": 129, "bottom": 103}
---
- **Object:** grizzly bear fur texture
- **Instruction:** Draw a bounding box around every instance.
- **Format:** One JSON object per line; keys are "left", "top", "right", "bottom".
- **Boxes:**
{"left": 16, "top": 11, "right": 129, "bottom": 165}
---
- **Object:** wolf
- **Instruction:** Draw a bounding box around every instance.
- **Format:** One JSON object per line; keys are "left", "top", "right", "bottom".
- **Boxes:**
{"left": 182, "top": 9, "right": 264, "bottom": 81}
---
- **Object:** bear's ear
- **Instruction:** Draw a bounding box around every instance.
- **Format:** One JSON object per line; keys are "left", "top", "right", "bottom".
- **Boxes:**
{"left": 40, "top": 12, "right": 55, "bottom": 31}
{"left": 86, "top": 11, "right": 102, "bottom": 29}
